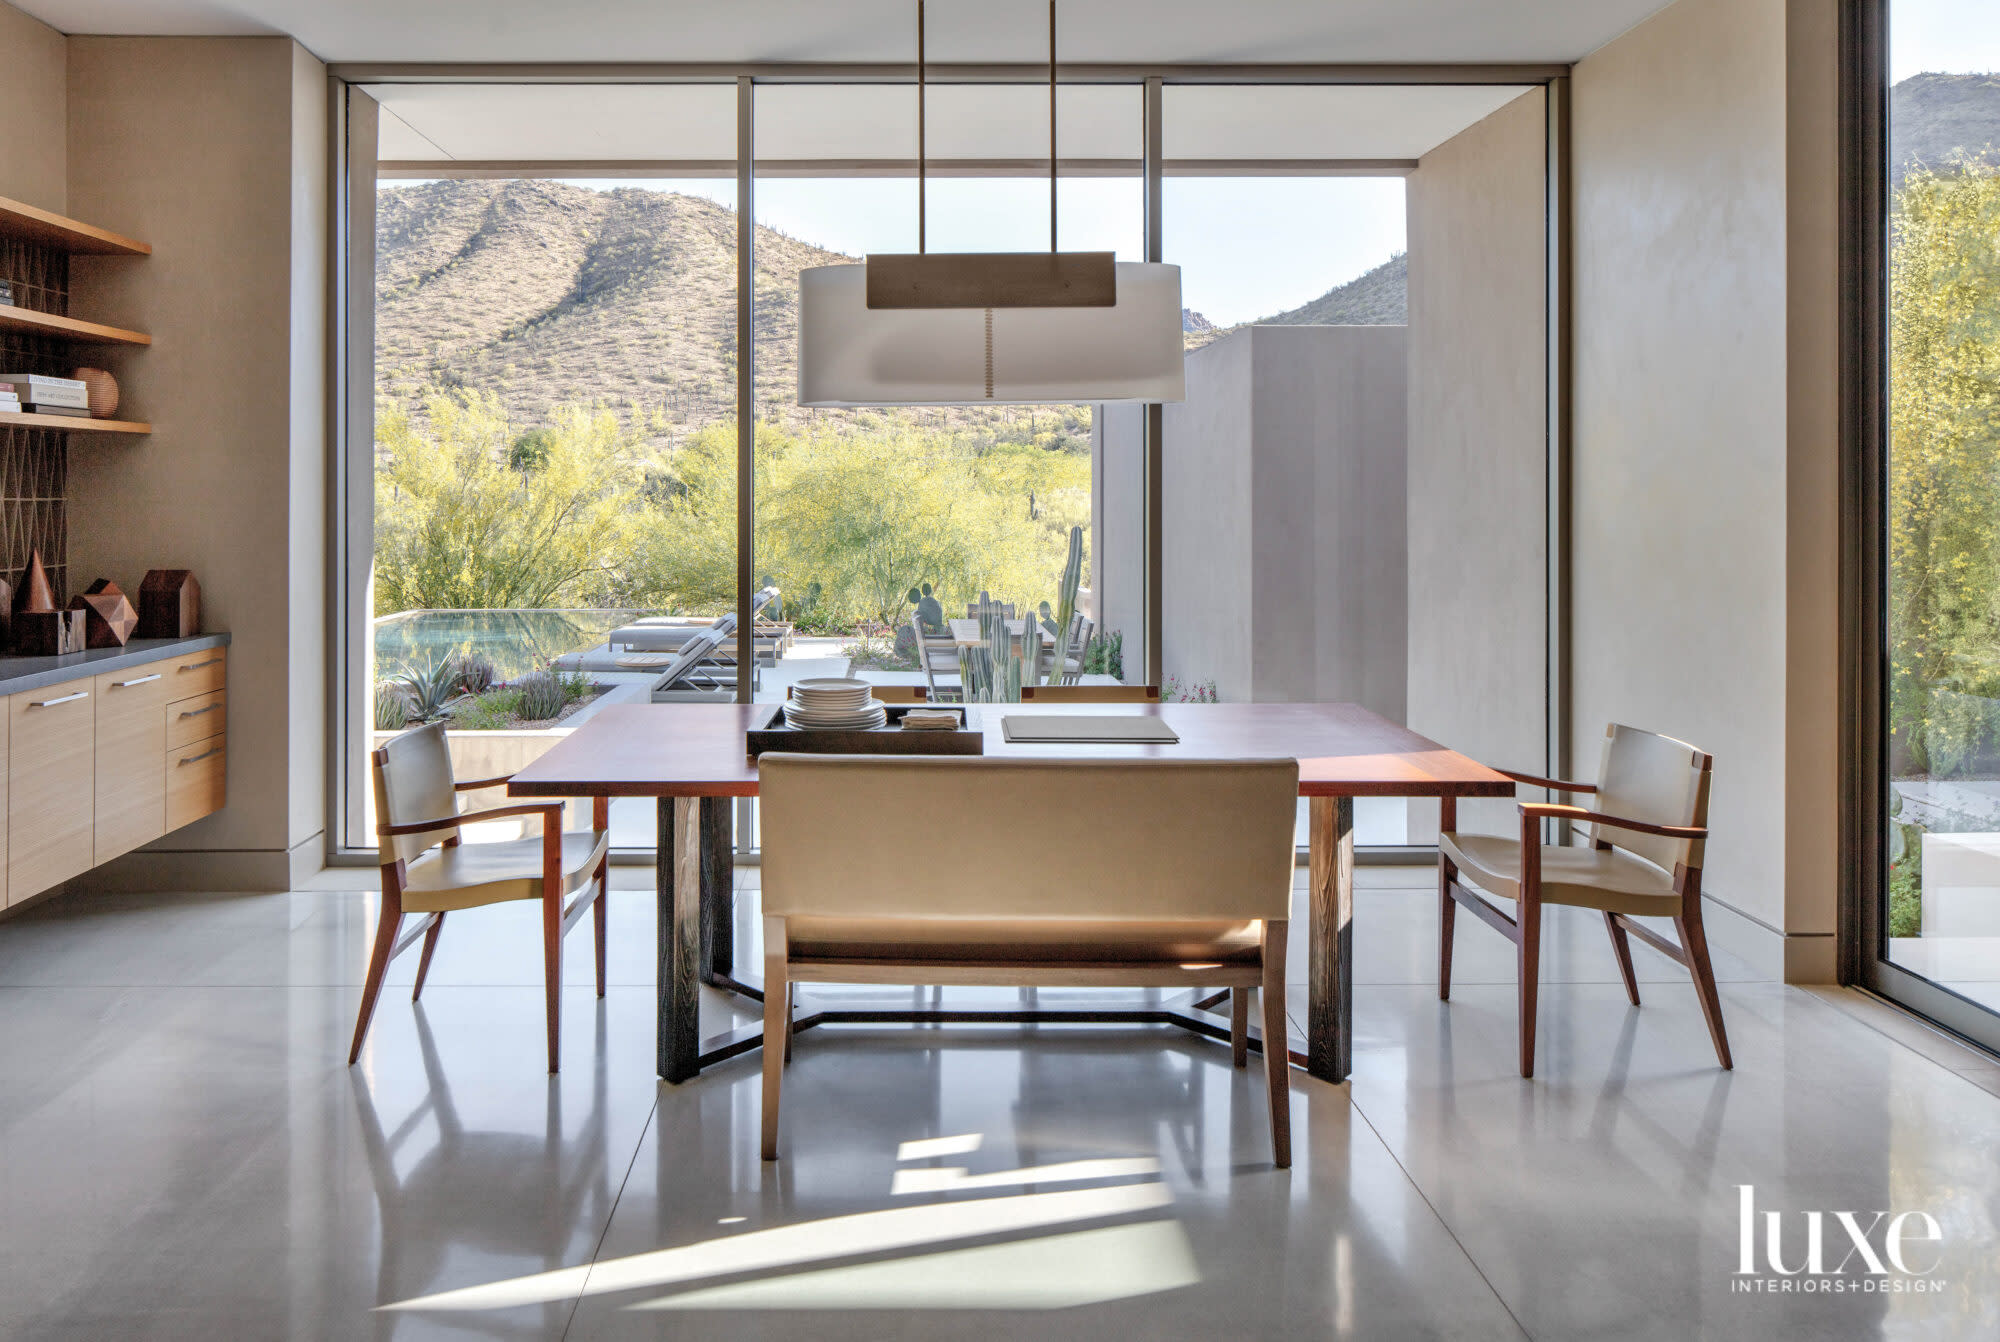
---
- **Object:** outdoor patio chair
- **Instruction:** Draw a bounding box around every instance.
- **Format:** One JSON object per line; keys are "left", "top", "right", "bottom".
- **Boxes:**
{"left": 1439, "top": 723, "right": 1731, "bottom": 1077}
{"left": 1037, "top": 612, "right": 1093, "bottom": 684}
{"left": 350, "top": 722, "right": 609, "bottom": 1073}
{"left": 909, "top": 615, "right": 963, "bottom": 702}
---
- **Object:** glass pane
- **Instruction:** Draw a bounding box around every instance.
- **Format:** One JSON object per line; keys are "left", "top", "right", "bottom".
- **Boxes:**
{"left": 1884, "top": 2, "right": 2000, "bottom": 1005}
{"left": 358, "top": 84, "right": 738, "bottom": 851}
{"left": 751, "top": 82, "right": 1136, "bottom": 758}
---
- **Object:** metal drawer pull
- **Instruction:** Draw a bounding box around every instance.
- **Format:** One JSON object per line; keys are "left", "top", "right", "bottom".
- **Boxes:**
{"left": 178, "top": 657, "right": 223, "bottom": 672}
{"left": 30, "top": 691, "right": 89, "bottom": 708}
{"left": 177, "top": 746, "right": 223, "bottom": 766}
{"left": 115, "top": 674, "right": 163, "bottom": 687}
{"left": 178, "top": 703, "right": 221, "bottom": 719}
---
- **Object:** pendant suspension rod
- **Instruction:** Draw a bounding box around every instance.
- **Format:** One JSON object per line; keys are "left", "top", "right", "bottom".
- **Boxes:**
{"left": 1049, "top": 0, "right": 1058, "bottom": 252}
{"left": 917, "top": 0, "right": 926, "bottom": 254}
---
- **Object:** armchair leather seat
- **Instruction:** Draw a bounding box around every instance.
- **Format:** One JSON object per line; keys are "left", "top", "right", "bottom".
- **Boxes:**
{"left": 1439, "top": 831, "right": 1678, "bottom": 916}
{"left": 785, "top": 916, "right": 1266, "bottom": 965}
{"left": 402, "top": 830, "right": 612, "bottom": 913}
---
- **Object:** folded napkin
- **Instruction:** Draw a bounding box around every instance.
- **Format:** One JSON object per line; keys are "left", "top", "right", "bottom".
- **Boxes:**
{"left": 900, "top": 709, "right": 961, "bottom": 731}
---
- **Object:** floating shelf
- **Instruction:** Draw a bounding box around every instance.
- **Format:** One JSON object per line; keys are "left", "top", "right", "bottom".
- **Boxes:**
{"left": 0, "top": 306, "right": 150, "bottom": 347}
{"left": 0, "top": 410, "right": 149, "bottom": 435}
{"left": 0, "top": 195, "right": 150, "bottom": 256}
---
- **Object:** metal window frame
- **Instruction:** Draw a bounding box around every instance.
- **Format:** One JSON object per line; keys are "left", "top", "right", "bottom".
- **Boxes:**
{"left": 1838, "top": 0, "right": 2000, "bottom": 1055}
{"left": 326, "top": 59, "right": 1572, "bottom": 865}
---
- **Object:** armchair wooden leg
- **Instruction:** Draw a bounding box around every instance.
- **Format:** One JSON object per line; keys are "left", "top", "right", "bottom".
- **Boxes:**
{"left": 1230, "top": 987, "right": 1249, "bottom": 1068}
{"left": 1438, "top": 861, "right": 1457, "bottom": 1001}
{"left": 1518, "top": 897, "right": 1542, "bottom": 1079}
{"left": 411, "top": 911, "right": 446, "bottom": 1002}
{"left": 1605, "top": 911, "right": 1641, "bottom": 1006}
{"left": 593, "top": 864, "right": 609, "bottom": 1000}
{"left": 762, "top": 916, "right": 789, "bottom": 1160}
{"left": 593, "top": 800, "right": 610, "bottom": 1000}
{"left": 349, "top": 878, "right": 404, "bottom": 1066}
{"left": 1259, "top": 921, "right": 1292, "bottom": 1169}
{"left": 1677, "top": 906, "right": 1734, "bottom": 1070}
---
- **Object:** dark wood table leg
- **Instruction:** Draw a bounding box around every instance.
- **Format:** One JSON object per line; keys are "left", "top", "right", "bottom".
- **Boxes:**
{"left": 699, "top": 797, "right": 734, "bottom": 981}
{"left": 1307, "top": 795, "right": 1354, "bottom": 1083}
{"left": 658, "top": 797, "right": 703, "bottom": 1083}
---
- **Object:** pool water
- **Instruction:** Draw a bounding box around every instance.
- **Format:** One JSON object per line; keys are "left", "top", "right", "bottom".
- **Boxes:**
{"left": 372, "top": 608, "right": 668, "bottom": 684}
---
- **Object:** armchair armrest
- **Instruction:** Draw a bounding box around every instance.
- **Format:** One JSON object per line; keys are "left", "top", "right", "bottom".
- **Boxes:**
{"left": 1496, "top": 768, "right": 1597, "bottom": 794}
{"left": 453, "top": 773, "right": 515, "bottom": 792}
{"left": 1518, "top": 801, "right": 1706, "bottom": 840}
{"left": 376, "top": 802, "right": 564, "bottom": 838}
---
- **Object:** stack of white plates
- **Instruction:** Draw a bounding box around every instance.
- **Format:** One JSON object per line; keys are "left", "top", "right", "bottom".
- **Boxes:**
{"left": 785, "top": 677, "right": 887, "bottom": 730}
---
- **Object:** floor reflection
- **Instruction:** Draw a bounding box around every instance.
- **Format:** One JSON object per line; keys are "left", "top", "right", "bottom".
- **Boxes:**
{"left": 351, "top": 1003, "right": 614, "bottom": 1338}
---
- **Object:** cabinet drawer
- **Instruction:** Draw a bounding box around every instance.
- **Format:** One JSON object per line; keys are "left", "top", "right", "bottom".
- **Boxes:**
{"left": 94, "top": 662, "right": 172, "bottom": 865}
{"left": 166, "top": 690, "right": 225, "bottom": 749}
{"left": 10, "top": 684, "right": 96, "bottom": 903}
{"left": 166, "top": 648, "right": 227, "bottom": 698}
{"left": 166, "top": 733, "right": 225, "bottom": 831}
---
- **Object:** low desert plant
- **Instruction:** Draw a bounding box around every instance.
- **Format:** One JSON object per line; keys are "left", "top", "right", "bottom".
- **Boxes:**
{"left": 515, "top": 670, "right": 567, "bottom": 721}
{"left": 1083, "top": 629, "right": 1124, "bottom": 680}
{"left": 1162, "top": 675, "right": 1218, "bottom": 704}
{"left": 374, "top": 682, "right": 412, "bottom": 731}
{"left": 454, "top": 653, "right": 499, "bottom": 696}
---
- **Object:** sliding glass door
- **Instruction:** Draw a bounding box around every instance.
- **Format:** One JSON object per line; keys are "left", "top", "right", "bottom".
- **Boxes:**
{"left": 1866, "top": 0, "right": 2000, "bottom": 1041}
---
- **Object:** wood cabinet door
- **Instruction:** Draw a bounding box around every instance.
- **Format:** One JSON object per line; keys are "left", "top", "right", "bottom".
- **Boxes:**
{"left": 10, "top": 684, "right": 97, "bottom": 903}
{"left": 166, "top": 734, "right": 225, "bottom": 831}
{"left": 94, "top": 660, "right": 171, "bottom": 864}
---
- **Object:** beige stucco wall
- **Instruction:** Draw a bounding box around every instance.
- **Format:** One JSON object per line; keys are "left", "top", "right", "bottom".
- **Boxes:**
{"left": 1160, "top": 325, "right": 1407, "bottom": 712}
{"left": 64, "top": 37, "right": 329, "bottom": 890}
{"left": 1404, "top": 89, "right": 1550, "bottom": 841}
{"left": 1571, "top": 0, "right": 1839, "bottom": 980}
{"left": 1090, "top": 401, "right": 1146, "bottom": 681}
{"left": 0, "top": 1, "right": 67, "bottom": 213}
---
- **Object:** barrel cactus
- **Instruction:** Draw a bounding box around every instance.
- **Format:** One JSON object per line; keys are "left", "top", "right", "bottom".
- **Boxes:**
{"left": 515, "top": 670, "right": 566, "bottom": 721}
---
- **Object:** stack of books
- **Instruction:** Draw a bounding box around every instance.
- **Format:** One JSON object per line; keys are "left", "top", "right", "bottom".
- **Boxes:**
{"left": 0, "top": 374, "right": 90, "bottom": 418}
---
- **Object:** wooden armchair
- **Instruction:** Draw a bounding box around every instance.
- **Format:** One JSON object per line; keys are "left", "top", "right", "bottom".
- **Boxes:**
{"left": 1438, "top": 723, "right": 1730, "bottom": 1077}
{"left": 1019, "top": 683, "right": 1159, "bottom": 703}
{"left": 349, "top": 722, "right": 610, "bottom": 1072}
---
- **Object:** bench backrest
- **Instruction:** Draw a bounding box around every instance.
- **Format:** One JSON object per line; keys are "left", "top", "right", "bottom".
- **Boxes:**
{"left": 759, "top": 754, "right": 1298, "bottom": 921}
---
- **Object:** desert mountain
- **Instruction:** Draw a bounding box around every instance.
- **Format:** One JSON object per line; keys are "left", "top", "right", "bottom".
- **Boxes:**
{"left": 1892, "top": 72, "right": 2000, "bottom": 185}
{"left": 378, "top": 178, "right": 1410, "bottom": 434}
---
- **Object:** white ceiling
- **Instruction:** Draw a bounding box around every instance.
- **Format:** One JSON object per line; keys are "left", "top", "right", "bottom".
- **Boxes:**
{"left": 21, "top": 0, "right": 1672, "bottom": 66}
{"left": 370, "top": 82, "right": 1535, "bottom": 166}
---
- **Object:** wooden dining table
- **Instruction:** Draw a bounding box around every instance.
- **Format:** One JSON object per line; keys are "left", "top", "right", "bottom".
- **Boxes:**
{"left": 509, "top": 700, "right": 1512, "bottom": 1086}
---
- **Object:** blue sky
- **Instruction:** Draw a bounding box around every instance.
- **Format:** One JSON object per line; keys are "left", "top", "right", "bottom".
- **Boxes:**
{"left": 564, "top": 174, "right": 1406, "bottom": 329}
{"left": 1894, "top": 0, "right": 2000, "bottom": 80}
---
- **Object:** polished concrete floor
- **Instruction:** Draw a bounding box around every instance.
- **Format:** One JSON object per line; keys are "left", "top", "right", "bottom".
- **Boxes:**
{"left": 2, "top": 866, "right": 1998, "bottom": 1340}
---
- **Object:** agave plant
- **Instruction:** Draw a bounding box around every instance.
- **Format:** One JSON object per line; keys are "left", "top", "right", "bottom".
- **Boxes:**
{"left": 396, "top": 656, "right": 468, "bottom": 723}
{"left": 515, "top": 670, "right": 567, "bottom": 721}
{"left": 373, "top": 681, "right": 412, "bottom": 731}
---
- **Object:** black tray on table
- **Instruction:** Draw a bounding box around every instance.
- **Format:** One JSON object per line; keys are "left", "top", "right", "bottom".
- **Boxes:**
{"left": 745, "top": 702, "right": 986, "bottom": 756}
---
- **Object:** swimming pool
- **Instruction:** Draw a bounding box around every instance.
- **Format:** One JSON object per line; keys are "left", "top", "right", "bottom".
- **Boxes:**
{"left": 372, "top": 608, "right": 670, "bottom": 684}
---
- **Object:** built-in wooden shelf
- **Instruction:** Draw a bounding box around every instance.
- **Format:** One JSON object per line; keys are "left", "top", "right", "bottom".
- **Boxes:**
{"left": 0, "top": 410, "right": 149, "bottom": 435}
{"left": 0, "top": 306, "right": 150, "bottom": 347}
{"left": 0, "top": 195, "right": 150, "bottom": 257}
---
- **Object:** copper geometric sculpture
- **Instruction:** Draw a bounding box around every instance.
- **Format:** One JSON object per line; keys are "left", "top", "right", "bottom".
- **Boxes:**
{"left": 15, "top": 608, "right": 85, "bottom": 656}
{"left": 138, "top": 569, "right": 201, "bottom": 639}
{"left": 13, "top": 549, "right": 56, "bottom": 615}
{"left": 71, "top": 578, "right": 138, "bottom": 647}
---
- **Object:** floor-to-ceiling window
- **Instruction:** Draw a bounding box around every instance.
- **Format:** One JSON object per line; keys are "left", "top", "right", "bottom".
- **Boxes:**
{"left": 346, "top": 82, "right": 739, "bottom": 850}
{"left": 334, "top": 72, "right": 1559, "bottom": 862}
{"left": 1870, "top": 0, "right": 2000, "bottom": 1035}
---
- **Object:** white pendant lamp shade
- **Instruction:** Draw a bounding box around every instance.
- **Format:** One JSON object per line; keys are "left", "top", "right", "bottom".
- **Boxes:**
{"left": 797, "top": 262, "right": 1186, "bottom": 407}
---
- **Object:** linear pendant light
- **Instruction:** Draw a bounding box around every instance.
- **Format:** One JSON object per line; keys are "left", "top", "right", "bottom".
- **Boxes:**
{"left": 796, "top": 0, "right": 1185, "bottom": 407}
